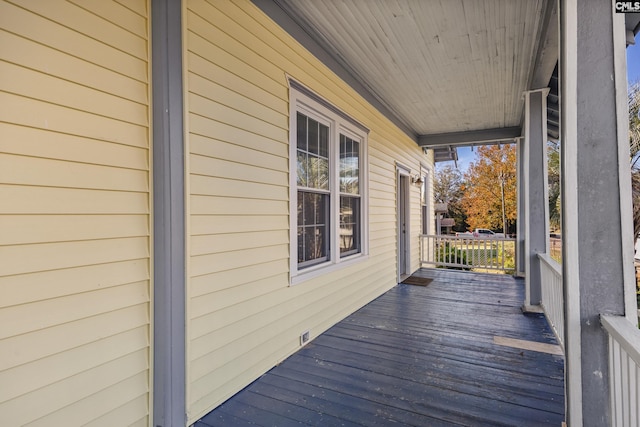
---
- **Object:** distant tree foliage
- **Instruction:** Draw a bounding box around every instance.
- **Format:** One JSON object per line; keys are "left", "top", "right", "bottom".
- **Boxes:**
{"left": 548, "top": 141, "right": 561, "bottom": 232}
{"left": 630, "top": 82, "right": 640, "bottom": 242}
{"left": 433, "top": 165, "right": 468, "bottom": 232}
{"left": 461, "top": 145, "right": 517, "bottom": 233}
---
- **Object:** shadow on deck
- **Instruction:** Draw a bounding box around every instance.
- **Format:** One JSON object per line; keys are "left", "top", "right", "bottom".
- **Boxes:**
{"left": 196, "top": 268, "right": 565, "bottom": 426}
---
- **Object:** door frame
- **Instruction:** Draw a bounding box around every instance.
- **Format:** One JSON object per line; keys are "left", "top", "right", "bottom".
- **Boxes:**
{"left": 397, "top": 165, "right": 411, "bottom": 283}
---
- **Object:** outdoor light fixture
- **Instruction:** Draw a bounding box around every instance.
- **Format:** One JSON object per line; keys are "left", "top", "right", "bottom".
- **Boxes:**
{"left": 411, "top": 175, "right": 423, "bottom": 186}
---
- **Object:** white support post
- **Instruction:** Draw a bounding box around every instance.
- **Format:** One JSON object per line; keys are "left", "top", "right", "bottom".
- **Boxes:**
{"left": 516, "top": 137, "right": 526, "bottom": 277}
{"left": 560, "top": 1, "right": 635, "bottom": 425}
{"left": 523, "top": 89, "right": 550, "bottom": 310}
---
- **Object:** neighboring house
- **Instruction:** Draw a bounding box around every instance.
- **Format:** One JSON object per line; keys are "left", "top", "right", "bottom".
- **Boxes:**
{"left": 1, "top": 1, "right": 637, "bottom": 426}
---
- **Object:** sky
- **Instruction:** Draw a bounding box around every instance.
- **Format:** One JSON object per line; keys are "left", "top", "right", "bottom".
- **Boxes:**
{"left": 437, "top": 40, "right": 640, "bottom": 173}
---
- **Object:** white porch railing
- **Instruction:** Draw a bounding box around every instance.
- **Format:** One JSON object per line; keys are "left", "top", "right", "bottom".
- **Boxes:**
{"left": 538, "top": 253, "right": 564, "bottom": 349}
{"left": 420, "top": 234, "right": 515, "bottom": 272}
{"left": 601, "top": 315, "right": 640, "bottom": 427}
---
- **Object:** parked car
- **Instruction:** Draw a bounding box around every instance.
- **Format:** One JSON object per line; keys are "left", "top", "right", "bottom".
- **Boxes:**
{"left": 456, "top": 229, "right": 505, "bottom": 238}
{"left": 475, "top": 228, "right": 506, "bottom": 238}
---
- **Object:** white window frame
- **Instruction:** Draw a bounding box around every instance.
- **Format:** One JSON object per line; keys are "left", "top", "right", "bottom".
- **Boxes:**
{"left": 289, "top": 80, "right": 369, "bottom": 285}
{"left": 420, "top": 164, "right": 432, "bottom": 235}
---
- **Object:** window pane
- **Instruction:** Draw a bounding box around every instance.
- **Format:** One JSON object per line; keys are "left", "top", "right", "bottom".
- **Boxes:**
{"left": 298, "top": 191, "right": 329, "bottom": 266}
{"left": 422, "top": 205, "right": 429, "bottom": 234}
{"left": 340, "top": 135, "right": 359, "bottom": 194}
{"left": 421, "top": 173, "right": 428, "bottom": 234}
{"left": 303, "top": 192, "right": 315, "bottom": 226}
{"left": 297, "top": 113, "right": 307, "bottom": 151}
{"left": 317, "top": 156, "right": 329, "bottom": 190}
{"left": 296, "top": 151, "right": 308, "bottom": 187}
{"left": 319, "top": 123, "right": 328, "bottom": 157}
{"left": 297, "top": 191, "right": 304, "bottom": 226}
{"left": 298, "top": 114, "right": 329, "bottom": 191}
{"left": 340, "top": 196, "right": 360, "bottom": 256}
{"left": 297, "top": 227, "right": 304, "bottom": 263}
{"left": 310, "top": 225, "right": 327, "bottom": 260}
{"left": 304, "top": 156, "right": 329, "bottom": 190}
{"left": 315, "top": 191, "right": 327, "bottom": 224}
{"left": 308, "top": 118, "right": 319, "bottom": 155}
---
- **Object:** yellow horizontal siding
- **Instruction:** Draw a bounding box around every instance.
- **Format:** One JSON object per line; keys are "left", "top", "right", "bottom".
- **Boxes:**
{"left": 190, "top": 273, "right": 287, "bottom": 320}
{"left": 0, "top": 215, "right": 149, "bottom": 246}
{"left": 82, "top": 393, "right": 150, "bottom": 427}
{"left": 190, "top": 259, "right": 289, "bottom": 297}
{"left": 28, "top": 374, "right": 150, "bottom": 427}
{"left": 190, "top": 154, "right": 287, "bottom": 186}
{"left": 189, "top": 93, "right": 287, "bottom": 141}
{"left": 186, "top": 11, "right": 286, "bottom": 98}
{"left": 189, "top": 113, "right": 288, "bottom": 157}
{"left": 0, "top": 185, "right": 149, "bottom": 215}
{"left": 0, "top": 326, "right": 148, "bottom": 403}
{"left": 0, "top": 1, "right": 151, "bottom": 426}
{"left": 191, "top": 195, "right": 287, "bottom": 216}
{"left": 115, "top": 0, "right": 146, "bottom": 17}
{"left": 0, "top": 123, "right": 149, "bottom": 169}
{"left": 191, "top": 214, "right": 287, "bottom": 235}
{"left": 0, "top": 349, "right": 148, "bottom": 427}
{"left": 0, "top": 237, "right": 149, "bottom": 277}
{"left": 189, "top": 72, "right": 287, "bottom": 128}
{"left": 0, "top": 92, "right": 148, "bottom": 148}
{"left": 0, "top": 260, "right": 148, "bottom": 308}
{"left": 68, "top": 0, "right": 147, "bottom": 38}
{"left": 188, "top": 53, "right": 287, "bottom": 113}
{"left": 0, "top": 304, "right": 148, "bottom": 371}
{"left": 185, "top": 0, "right": 432, "bottom": 422}
{"left": 11, "top": 0, "right": 147, "bottom": 60}
{"left": 0, "top": 30, "right": 147, "bottom": 104}
{"left": 0, "top": 1, "right": 147, "bottom": 81}
{"left": 190, "top": 134, "right": 287, "bottom": 170}
{"left": 0, "top": 281, "right": 148, "bottom": 341}
{"left": 191, "top": 230, "right": 289, "bottom": 255}
{"left": 0, "top": 60, "right": 148, "bottom": 126}
{"left": 0, "top": 154, "right": 148, "bottom": 192}
{"left": 190, "top": 175, "right": 288, "bottom": 200}
{"left": 190, "top": 245, "right": 289, "bottom": 277}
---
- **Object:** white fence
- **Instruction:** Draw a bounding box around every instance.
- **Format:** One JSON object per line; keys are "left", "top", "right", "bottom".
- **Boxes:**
{"left": 538, "top": 253, "right": 564, "bottom": 349}
{"left": 420, "top": 234, "right": 515, "bottom": 272}
{"left": 602, "top": 315, "right": 640, "bottom": 427}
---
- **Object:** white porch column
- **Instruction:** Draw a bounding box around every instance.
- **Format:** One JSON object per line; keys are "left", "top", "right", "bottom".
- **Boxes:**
{"left": 560, "top": 1, "right": 636, "bottom": 425}
{"left": 523, "top": 89, "right": 550, "bottom": 310}
{"left": 516, "top": 137, "right": 526, "bottom": 277}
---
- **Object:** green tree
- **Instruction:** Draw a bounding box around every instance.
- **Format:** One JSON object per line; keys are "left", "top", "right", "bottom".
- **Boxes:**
{"left": 433, "top": 164, "right": 468, "bottom": 232}
{"left": 548, "top": 141, "right": 561, "bottom": 232}
{"left": 629, "top": 82, "right": 640, "bottom": 242}
{"left": 461, "top": 145, "right": 517, "bottom": 233}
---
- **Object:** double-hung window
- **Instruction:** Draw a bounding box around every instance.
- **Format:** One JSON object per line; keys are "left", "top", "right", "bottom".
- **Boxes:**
{"left": 290, "top": 81, "right": 368, "bottom": 283}
{"left": 420, "top": 168, "right": 430, "bottom": 235}
{"left": 339, "top": 133, "right": 361, "bottom": 257}
{"left": 296, "top": 112, "right": 330, "bottom": 268}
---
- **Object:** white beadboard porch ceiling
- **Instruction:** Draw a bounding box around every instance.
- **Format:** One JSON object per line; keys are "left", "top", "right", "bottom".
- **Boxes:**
{"left": 273, "top": 0, "right": 555, "bottom": 143}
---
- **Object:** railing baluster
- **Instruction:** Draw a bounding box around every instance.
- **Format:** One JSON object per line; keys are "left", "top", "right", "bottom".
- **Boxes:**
{"left": 602, "top": 315, "right": 640, "bottom": 427}
{"left": 538, "top": 253, "right": 564, "bottom": 349}
{"left": 420, "top": 234, "right": 516, "bottom": 272}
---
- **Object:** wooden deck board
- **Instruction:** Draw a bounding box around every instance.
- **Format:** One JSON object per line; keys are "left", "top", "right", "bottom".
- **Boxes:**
{"left": 197, "top": 269, "right": 565, "bottom": 426}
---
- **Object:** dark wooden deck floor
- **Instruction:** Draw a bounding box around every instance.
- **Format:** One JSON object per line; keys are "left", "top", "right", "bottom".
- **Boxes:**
{"left": 195, "top": 269, "right": 565, "bottom": 427}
